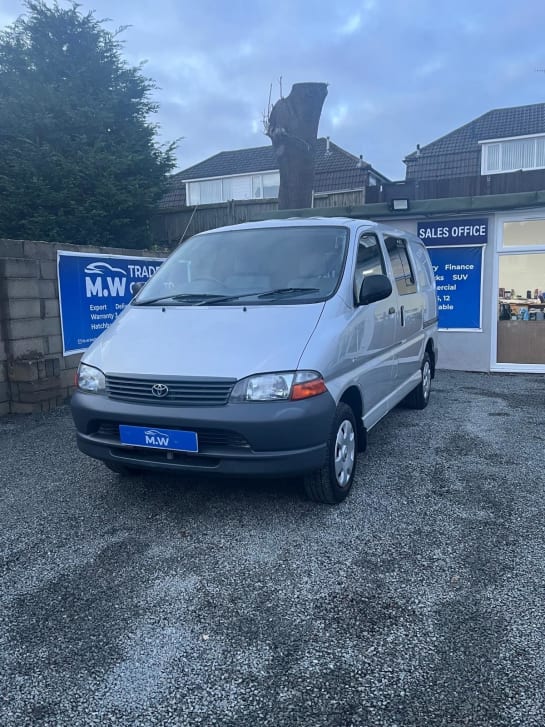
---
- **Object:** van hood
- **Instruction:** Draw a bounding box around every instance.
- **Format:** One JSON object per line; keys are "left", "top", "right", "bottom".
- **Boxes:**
{"left": 82, "top": 303, "right": 324, "bottom": 379}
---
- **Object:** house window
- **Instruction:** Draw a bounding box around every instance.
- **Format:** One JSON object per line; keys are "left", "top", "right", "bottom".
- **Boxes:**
{"left": 187, "top": 179, "right": 223, "bottom": 205}
{"left": 225, "top": 176, "right": 252, "bottom": 200}
{"left": 481, "top": 135, "right": 545, "bottom": 175}
{"left": 187, "top": 172, "right": 280, "bottom": 206}
{"left": 252, "top": 175, "right": 263, "bottom": 198}
{"left": 262, "top": 172, "right": 280, "bottom": 198}
{"left": 251, "top": 172, "right": 280, "bottom": 199}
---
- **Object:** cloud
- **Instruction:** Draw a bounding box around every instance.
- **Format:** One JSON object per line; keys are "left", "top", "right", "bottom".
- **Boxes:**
{"left": 330, "top": 104, "right": 349, "bottom": 128}
{"left": 415, "top": 58, "right": 444, "bottom": 77}
{"left": 339, "top": 13, "right": 362, "bottom": 35}
{"left": 2, "top": 0, "right": 545, "bottom": 181}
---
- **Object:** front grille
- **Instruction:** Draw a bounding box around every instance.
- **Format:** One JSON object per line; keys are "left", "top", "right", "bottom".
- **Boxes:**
{"left": 95, "top": 422, "right": 250, "bottom": 450}
{"left": 105, "top": 375, "right": 235, "bottom": 406}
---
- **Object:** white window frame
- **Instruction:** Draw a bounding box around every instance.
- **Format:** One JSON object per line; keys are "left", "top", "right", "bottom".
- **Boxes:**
{"left": 479, "top": 132, "right": 545, "bottom": 175}
{"left": 185, "top": 170, "right": 280, "bottom": 206}
{"left": 490, "top": 210, "right": 545, "bottom": 373}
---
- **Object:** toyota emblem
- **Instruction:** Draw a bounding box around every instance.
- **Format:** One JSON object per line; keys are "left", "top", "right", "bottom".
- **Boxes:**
{"left": 151, "top": 383, "right": 169, "bottom": 398}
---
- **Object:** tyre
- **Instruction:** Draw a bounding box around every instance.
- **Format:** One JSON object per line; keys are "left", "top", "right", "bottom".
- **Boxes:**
{"left": 404, "top": 352, "right": 432, "bottom": 410}
{"left": 103, "top": 461, "right": 141, "bottom": 476}
{"left": 303, "top": 403, "right": 358, "bottom": 504}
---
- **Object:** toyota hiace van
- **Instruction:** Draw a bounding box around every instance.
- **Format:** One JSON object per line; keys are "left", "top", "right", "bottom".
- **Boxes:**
{"left": 71, "top": 218, "right": 438, "bottom": 503}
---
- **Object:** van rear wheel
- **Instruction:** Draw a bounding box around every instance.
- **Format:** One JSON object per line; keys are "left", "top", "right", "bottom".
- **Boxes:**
{"left": 303, "top": 403, "right": 357, "bottom": 504}
{"left": 404, "top": 352, "right": 432, "bottom": 410}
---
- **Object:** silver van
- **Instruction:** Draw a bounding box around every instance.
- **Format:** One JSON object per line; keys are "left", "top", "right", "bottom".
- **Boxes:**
{"left": 71, "top": 217, "right": 438, "bottom": 503}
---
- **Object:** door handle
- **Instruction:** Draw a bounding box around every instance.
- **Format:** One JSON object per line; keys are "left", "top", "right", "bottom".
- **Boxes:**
{"left": 388, "top": 307, "right": 396, "bottom": 315}
{"left": 400, "top": 305, "right": 405, "bottom": 326}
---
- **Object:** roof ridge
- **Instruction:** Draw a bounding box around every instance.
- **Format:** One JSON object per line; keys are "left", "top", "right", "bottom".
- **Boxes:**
{"left": 326, "top": 139, "right": 366, "bottom": 163}
{"left": 405, "top": 102, "right": 545, "bottom": 160}
{"left": 487, "top": 101, "right": 545, "bottom": 114}
{"left": 176, "top": 144, "right": 276, "bottom": 175}
{"left": 173, "top": 137, "right": 365, "bottom": 177}
{"left": 404, "top": 110, "right": 494, "bottom": 159}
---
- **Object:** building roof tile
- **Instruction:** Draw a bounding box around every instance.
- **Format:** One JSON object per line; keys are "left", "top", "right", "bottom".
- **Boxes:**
{"left": 405, "top": 103, "right": 545, "bottom": 180}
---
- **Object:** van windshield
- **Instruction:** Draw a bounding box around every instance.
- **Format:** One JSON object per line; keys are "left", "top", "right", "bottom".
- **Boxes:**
{"left": 135, "top": 226, "right": 349, "bottom": 306}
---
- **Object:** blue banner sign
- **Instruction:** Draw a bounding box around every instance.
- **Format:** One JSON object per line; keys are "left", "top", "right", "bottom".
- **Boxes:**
{"left": 418, "top": 218, "right": 488, "bottom": 246}
{"left": 428, "top": 246, "right": 483, "bottom": 329}
{"left": 57, "top": 251, "right": 165, "bottom": 355}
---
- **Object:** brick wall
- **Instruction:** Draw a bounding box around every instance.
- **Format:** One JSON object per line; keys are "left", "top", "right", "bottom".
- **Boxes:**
{"left": 0, "top": 239, "right": 160, "bottom": 415}
{"left": 0, "top": 285, "right": 8, "bottom": 415}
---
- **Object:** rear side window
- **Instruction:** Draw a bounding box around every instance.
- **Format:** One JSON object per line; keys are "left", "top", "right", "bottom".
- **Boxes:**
{"left": 411, "top": 241, "right": 434, "bottom": 288}
{"left": 385, "top": 237, "right": 417, "bottom": 295}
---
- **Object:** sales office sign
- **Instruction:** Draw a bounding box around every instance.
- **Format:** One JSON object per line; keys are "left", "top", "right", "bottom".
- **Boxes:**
{"left": 417, "top": 218, "right": 488, "bottom": 330}
{"left": 417, "top": 218, "right": 488, "bottom": 246}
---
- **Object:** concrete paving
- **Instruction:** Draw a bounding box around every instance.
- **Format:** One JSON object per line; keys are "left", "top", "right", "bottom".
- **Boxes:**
{"left": 1, "top": 370, "right": 544, "bottom": 726}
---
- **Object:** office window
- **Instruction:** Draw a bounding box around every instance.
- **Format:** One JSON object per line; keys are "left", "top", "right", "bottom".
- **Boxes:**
{"left": 503, "top": 219, "right": 545, "bottom": 248}
{"left": 497, "top": 252, "right": 545, "bottom": 365}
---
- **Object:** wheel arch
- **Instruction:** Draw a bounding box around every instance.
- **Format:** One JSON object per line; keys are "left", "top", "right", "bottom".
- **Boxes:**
{"left": 339, "top": 385, "right": 367, "bottom": 452}
{"left": 426, "top": 338, "right": 436, "bottom": 378}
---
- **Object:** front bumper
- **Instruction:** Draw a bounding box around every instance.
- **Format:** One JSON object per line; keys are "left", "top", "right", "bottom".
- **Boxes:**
{"left": 71, "top": 390, "right": 336, "bottom": 477}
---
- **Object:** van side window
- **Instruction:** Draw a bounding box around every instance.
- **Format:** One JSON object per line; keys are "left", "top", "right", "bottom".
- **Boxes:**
{"left": 411, "top": 241, "right": 434, "bottom": 288}
{"left": 354, "top": 234, "right": 385, "bottom": 299}
{"left": 385, "top": 237, "right": 417, "bottom": 295}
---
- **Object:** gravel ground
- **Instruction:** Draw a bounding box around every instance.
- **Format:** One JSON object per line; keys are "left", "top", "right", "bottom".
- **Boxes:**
{"left": 1, "top": 370, "right": 545, "bottom": 727}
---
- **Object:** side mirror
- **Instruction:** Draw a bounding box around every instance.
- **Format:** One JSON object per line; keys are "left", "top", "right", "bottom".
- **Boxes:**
{"left": 359, "top": 274, "right": 393, "bottom": 306}
{"left": 130, "top": 281, "right": 146, "bottom": 297}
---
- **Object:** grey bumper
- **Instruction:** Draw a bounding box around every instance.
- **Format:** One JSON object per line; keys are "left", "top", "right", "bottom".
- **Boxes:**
{"left": 71, "top": 390, "right": 336, "bottom": 477}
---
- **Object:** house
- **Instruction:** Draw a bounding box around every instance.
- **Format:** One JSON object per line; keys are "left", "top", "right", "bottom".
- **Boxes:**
{"left": 153, "top": 138, "right": 389, "bottom": 245}
{"left": 188, "top": 101, "right": 545, "bottom": 377}
{"left": 396, "top": 102, "right": 545, "bottom": 200}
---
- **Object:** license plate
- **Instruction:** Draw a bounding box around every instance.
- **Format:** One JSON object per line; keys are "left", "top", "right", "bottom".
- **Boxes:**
{"left": 119, "top": 425, "right": 198, "bottom": 453}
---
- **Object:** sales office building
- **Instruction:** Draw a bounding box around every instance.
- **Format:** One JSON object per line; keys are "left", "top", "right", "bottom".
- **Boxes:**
{"left": 391, "top": 103, "right": 545, "bottom": 374}
{"left": 264, "top": 192, "right": 545, "bottom": 374}
{"left": 380, "top": 195, "right": 545, "bottom": 374}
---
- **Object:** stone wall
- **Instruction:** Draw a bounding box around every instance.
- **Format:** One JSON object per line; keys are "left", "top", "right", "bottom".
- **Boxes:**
{"left": 0, "top": 239, "right": 158, "bottom": 415}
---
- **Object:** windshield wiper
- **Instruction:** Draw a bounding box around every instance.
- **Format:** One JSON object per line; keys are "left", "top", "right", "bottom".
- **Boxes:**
{"left": 257, "top": 287, "right": 320, "bottom": 298}
{"left": 200, "top": 287, "right": 321, "bottom": 305}
{"left": 133, "top": 293, "right": 222, "bottom": 306}
{"left": 135, "top": 287, "right": 322, "bottom": 307}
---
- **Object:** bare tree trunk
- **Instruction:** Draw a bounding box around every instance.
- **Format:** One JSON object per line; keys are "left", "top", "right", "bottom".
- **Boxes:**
{"left": 266, "top": 82, "right": 328, "bottom": 210}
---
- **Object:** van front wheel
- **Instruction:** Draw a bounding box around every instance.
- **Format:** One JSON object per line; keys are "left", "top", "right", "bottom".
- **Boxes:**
{"left": 303, "top": 403, "right": 357, "bottom": 504}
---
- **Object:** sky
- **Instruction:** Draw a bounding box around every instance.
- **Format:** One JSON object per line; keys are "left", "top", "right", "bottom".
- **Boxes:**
{"left": 2, "top": 0, "right": 545, "bottom": 180}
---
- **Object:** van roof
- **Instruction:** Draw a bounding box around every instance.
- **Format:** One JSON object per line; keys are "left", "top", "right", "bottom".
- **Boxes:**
{"left": 198, "top": 217, "right": 379, "bottom": 235}
{"left": 196, "top": 216, "right": 419, "bottom": 242}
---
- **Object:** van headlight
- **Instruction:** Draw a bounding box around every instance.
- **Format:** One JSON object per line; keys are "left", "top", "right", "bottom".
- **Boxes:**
{"left": 230, "top": 371, "right": 327, "bottom": 402}
{"left": 76, "top": 363, "right": 106, "bottom": 393}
